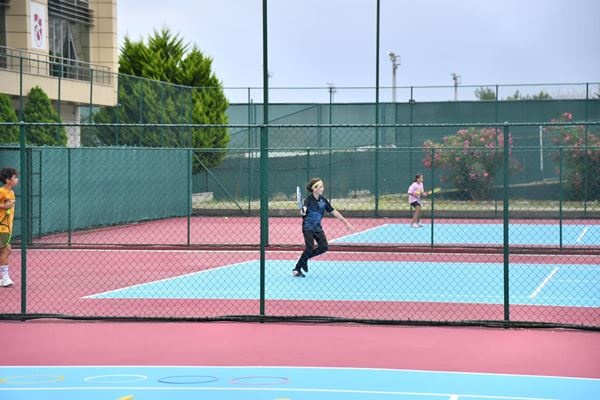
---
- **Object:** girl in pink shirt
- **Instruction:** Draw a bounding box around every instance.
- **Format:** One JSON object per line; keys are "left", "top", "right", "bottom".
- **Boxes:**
{"left": 407, "top": 174, "right": 427, "bottom": 228}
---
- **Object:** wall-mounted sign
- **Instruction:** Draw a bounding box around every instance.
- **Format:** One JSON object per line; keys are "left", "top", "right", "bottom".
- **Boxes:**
{"left": 30, "top": 1, "right": 47, "bottom": 50}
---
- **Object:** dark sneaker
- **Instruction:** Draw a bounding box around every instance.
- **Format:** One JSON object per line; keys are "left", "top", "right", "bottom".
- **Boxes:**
{"left": 292, "top": 269, "right": 305, "bottom": 278}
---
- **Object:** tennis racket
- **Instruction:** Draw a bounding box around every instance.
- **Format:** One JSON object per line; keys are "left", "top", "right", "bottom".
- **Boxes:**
{"left": 296, "top": 186, "right": 303, "bottom": 210}
{"left": 0, "top": 201, "right": 13, "bottom": 246}
{"left": 404, "top": 187, "right": 441, "bottom": 198}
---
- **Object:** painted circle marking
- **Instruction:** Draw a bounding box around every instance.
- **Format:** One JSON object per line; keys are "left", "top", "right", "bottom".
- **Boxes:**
{"left": 0, "top": 375, "right": 64, "bottom": 385}
{"left": 230, "top": 376, "right": 289, "bottom": 386}
{"left": 158, "top": 375, "right": 219, "bottom": 384}
{"left": 84, "top": 374, "right": 147, "bottom": 383}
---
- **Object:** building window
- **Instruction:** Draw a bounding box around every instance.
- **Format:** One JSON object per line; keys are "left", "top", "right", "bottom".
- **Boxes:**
{"left": 48, "top": 0, "right": 92, "bottom": 79}
{"left": 0, "top": 0, "right": 8, "bottom": 48}
{"left": 0, "top": 1, "right": 8, "bottom": 69}
{"left": 50, "top": 18, "right": 89, "bottom": 62}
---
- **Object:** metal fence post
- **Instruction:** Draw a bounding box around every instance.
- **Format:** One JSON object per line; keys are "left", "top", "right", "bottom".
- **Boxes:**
{"left": 430, "top": 147, "right": 435, "bottom": 246}
{"left": 260, "top": 0, "right": 269, "bottom": 318}
{"left": 502, "top": 123, "right": 510, "bottom": 322}
{"left": 67, "top": 147, "right": 72, "bottom": 246}
{"left": 19, "top": 121, "right": 28, "bottom": 314}
{"left": 559, "top": 147, "right": 563, "bottom": 248}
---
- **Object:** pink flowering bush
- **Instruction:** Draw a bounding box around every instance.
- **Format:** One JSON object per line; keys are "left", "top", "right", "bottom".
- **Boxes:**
{"left": 423, "top": 127, "right": 519, "bottom": 200}
{"left": 546, "top": 112, "right": 600, "bottom": 200}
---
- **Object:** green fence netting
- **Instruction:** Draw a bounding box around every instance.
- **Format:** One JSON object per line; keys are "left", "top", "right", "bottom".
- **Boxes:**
{"left": 0, "top": 121, "right": 598, "bottom": 329}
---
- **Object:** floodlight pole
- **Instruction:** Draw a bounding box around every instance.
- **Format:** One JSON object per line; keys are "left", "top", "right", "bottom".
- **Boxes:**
{"left": 326, "top": 82, "right": 336, "bottom": 193}
{"left": 327, "top": 81, "right": 336, "bottom": 103}
{"left": 452, "top": 72, "right": 461, "bottom": 101}
{"left": 388, "top": 52, "right": 400, "bottom": 102}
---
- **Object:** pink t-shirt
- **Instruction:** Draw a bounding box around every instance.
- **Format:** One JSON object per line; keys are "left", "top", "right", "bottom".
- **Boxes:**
{"left": 407, "top": 182, "right": 424, "bottom": 204}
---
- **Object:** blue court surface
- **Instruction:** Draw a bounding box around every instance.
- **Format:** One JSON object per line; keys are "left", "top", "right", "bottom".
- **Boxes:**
{"left": 86, "top": 260, "right": 600, "bottom": 307}
{"left": 1, "top": 366, "right": 599, "bottom": 400}
{"left": 332, "top": 223, "right": 599, "bottom": 246}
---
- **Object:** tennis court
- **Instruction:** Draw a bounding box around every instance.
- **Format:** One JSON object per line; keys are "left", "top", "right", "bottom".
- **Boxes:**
{"left": 85, "top": 258, "right": 599, "bottom": 309}
{"left": 65, "top": 220, "right": 598, "bottom": 311}
{"left": 1, "top": 217, "right": 596, "bottom": 324}
{"left": 333, "top": 222, "right": 599, "bottom": 246}
{"left": 1, "top": 365, "right": 599, "bottom": 399}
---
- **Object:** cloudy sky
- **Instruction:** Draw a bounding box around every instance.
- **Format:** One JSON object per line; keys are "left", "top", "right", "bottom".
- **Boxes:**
{"left": 117, "top": 0, "right": 600, "bottom": 102}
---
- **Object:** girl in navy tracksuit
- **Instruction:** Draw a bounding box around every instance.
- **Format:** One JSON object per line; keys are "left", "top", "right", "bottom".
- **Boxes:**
{"left": 293, "top": 178, "right": 354, "bottom": 277}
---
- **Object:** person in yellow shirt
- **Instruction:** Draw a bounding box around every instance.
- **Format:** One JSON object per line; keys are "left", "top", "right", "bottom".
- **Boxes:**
{"left": 0, "top": 167, "right": 19, "bottom": 287}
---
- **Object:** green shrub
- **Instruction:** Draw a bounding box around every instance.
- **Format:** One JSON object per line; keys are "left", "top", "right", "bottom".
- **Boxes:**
{"left": 23, "top": 86, "right": 67, "bottom": 146}
{"left": 0, "top": 93, "right": 19, "bottom": 144}
{"left": 423, "top": 127, "right": 520, "bottom": 200}
{"left": 546, "top": 112, "right": 600, "bottom": 200}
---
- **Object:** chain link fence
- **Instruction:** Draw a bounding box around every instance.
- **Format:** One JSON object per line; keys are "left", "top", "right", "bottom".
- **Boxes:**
{"left": 0, "top": 121, "right": 598, "bottom": 328}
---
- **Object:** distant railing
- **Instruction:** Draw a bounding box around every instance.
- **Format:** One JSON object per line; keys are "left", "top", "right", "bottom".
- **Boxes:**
{"left": 223, "top": 82, "right": 600, "bottom": 103}
{"left": 0, "top": 45, "right": 112, "bottom": 86}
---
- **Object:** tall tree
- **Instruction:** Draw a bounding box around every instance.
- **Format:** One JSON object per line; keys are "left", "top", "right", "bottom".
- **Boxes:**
{"left": 530, "top": 91, "right": 552, "bottom": 100}
{"left": 0, "top": 93, "right": 19, "bottom": 144}
{"left": 505, "top": 90, "right": 523, "bottom": 100}
{"left": 505, "top": 90, "right": 552, "bottom": 100}
{"left": 23, "top": 86, "right": 67, "bottom": 146}
{"left": 474, "top": 87, "right": 496, "bottom": 101}
{"left": 87, "top": 28, "right": 229, "bottom": 168}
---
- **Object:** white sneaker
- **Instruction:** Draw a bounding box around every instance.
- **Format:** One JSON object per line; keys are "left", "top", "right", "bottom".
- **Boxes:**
{"left": 411, "top": 223, "right": 419, "bottom": 228}
{"left": 1, "top": 277, "right": 14, "bottom": 287}
{"left": 417, "top": 223, "right": 424, "bottom": 227}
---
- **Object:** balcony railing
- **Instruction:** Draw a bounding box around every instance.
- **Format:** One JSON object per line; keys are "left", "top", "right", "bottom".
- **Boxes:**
{"left": 0, "top": 45, "right": 112, "bottom": 86}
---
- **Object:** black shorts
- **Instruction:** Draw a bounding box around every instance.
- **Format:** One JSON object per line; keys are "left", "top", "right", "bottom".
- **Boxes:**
{"left": 410, "top": 201, "right": 421, "bottom": 208}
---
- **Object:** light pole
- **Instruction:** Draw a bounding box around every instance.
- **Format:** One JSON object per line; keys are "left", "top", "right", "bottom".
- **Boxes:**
{"left": 451, "top": 72, "right": 461, "bottom": 101}
{"left": 326, "top": 81, "right": 336, "bottom": 103}
{"left": 326, "top": 82, "right": 336, "bottom": 192}
{"left": 388, "top": 52, "right": 400, "bottom": 102}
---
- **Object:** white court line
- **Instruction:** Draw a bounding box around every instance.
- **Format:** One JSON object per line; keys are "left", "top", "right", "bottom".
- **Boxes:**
{"left": 529, "top": 267, "right": 559, "bottom": 299}
{"left": 332, "top": 223, "right": 390, "bottom": 242}
{"left": 576, "top": 226, "right": 589, "bottom": 243}
{"left": 83, "top": 260, "right": 256, "bottom": 298}
{"left": 0, "top": 386, "right": 556, "bottom": 399}
{"left": 5, "top": 364, "right": 599, "bottom": 380}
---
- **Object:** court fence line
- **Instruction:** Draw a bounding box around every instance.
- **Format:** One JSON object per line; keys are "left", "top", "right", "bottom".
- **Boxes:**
{"left": 0, "top": 120, "right": 598, "bottom": 329}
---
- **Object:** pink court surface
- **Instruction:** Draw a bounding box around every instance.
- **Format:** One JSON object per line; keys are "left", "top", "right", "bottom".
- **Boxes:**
{"left": 2, "top": 216, "right": 599, "bottom": 397}
{"left": 33, "top": 216, "right": 600, "bottom": 247}
{"left": 1, "top": 320, "right": 599, "bottom": 400}
{"left": 2, "top": 320, "right": 599, "bottom": 378}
